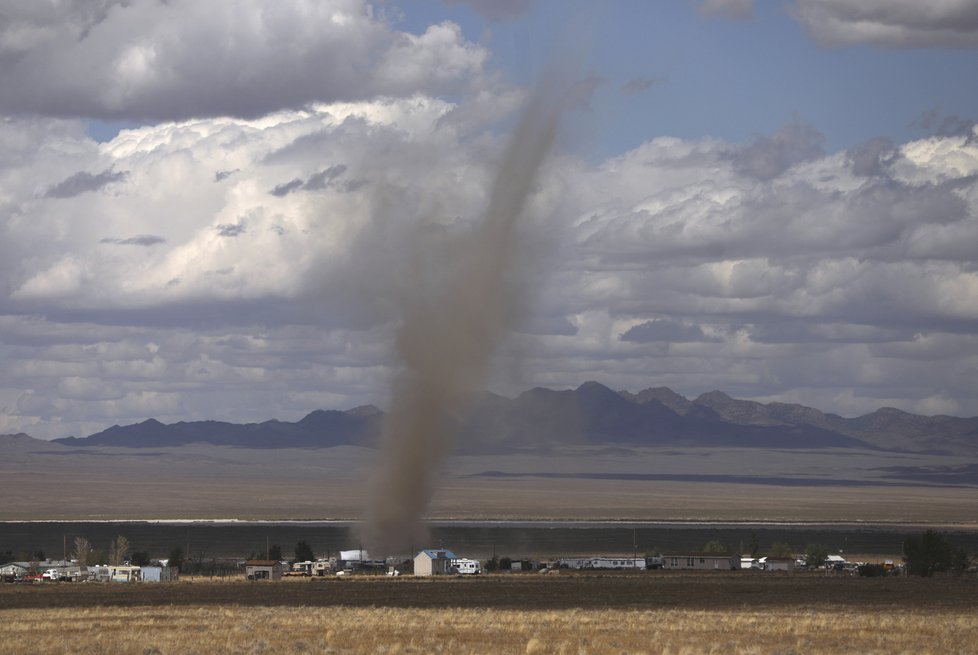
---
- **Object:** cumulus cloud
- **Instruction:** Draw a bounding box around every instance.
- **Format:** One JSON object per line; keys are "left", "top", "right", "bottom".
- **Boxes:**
{"left": 0, "top": 0, "right": 489, "bottom": 121}
{"left": 45, "top": 169, "right": 128, "bottom": 198}
{"left": 2, "top": 92, "right": 978, "bottom": 438}
{"left": 270, "top": 179, "right": 304, "bottom": 197}
{"left": 726, "top": 119, "right": 825, "bottom": 180}
{"left": 3, "top": 97, "right": 488, "bottom": 318}
{"left": 911, "top": 106, "right": 977, "bottom": 138}
{"left": 100, "top": 235, "right": 167, "bottom": 246}
{"left": 745, "top": 320, "right": 917, "bottom": 345}
{"left": 545, "top": 128, "right": 978, "bottom": 416}
{"left": 847, "top": 137, "right": 896, "bottom": 177}
{"left": 304, "top": 165, "right": 348, "bottom": 191}
{"left": 697, "top": 0, "right": 754, "bottom": 21}
{"left": 215, "top": 223, "right": 246, "bottom": 238}
{"left": 269, "top": 165, "right": 349, "bottom": 196}
{"left": 620, "top": 319, "right": 717, "bottom": 343}
{"left": 791, "top": 0, "right": 978, "bottom": 48}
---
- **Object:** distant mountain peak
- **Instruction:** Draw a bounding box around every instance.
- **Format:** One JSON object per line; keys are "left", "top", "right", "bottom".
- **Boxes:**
{"left": 576, "top": 381, "right": 617, "bottom": 395}
{"left": 0, "top": 432, "right": 42, "bottom": 444}
{"left": 623, "top": 387, "right": 692, "bottom": 415}
{"left": 694, "top": 390, "right": 734, "bottom": 404}
{"left": 36, "top": 385, "right": 978, "bottom": 456}
{"left": 872, "top": 407, "right": 912, "bottom": 417}
{"left": 345, "top": 405, "right": 382, "bottom": 418}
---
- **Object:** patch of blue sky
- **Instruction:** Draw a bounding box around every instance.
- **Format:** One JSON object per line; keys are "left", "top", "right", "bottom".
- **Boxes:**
{"left": 398, "top": 0, "right": 978, "bottom": 158}
{"left": 85, "top": 120, "right": 147, "bottom": 143}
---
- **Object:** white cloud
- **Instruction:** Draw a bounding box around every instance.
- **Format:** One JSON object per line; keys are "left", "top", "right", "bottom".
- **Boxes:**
{"left": 0, "top": 0, "right": 490, "bottom": 121}
{"left": 915, "top": 394, "right": 961, "bottom": 416}
{"left": 726, "top": 120, "right": 825, "bottom": 180}
{"left": 2, "top": 102, "right": 978, "bottom": 438}
{"left": 3, "top": 97, "right": 480, "bottom": 313}
{"left": 528, "top": 125, "right": 978, "bottom": 416}
{"left": 0, "top": 90, "right": 542, "bottom": 437}
{"left": 791, "top": 0, "right": 978, "bottom": 48}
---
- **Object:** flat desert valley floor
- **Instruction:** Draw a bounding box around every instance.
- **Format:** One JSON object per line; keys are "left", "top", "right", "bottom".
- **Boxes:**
{"left": 4, "top": 440, "right": 978, "bottom": 655}
{"left": 3, "top": 439, "right": 977, "bottom": 523}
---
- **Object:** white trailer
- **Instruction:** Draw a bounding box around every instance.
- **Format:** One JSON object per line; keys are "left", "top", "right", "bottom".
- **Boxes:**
{"left": 451, "top": 558, "right": 482, "bottom": 574}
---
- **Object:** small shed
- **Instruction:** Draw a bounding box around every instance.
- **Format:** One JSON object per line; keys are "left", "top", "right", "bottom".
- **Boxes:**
{"left": 414, "top": 549, "right": 456, "bottom": 576}
{"left": 510, "top": 559, "right": 540, "bottom": 572}
{"left": 245, "top": 560, "right": 283, "bottom": 581}
{"left": 141, "top": 566, "right": 179, "bottom": 582}
{"left": 765, "top": 557, "right": 795, "bottom": 572}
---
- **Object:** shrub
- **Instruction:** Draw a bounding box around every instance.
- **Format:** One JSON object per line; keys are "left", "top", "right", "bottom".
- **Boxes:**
{"left": 903, "top": 530, "right": 970, "bottom": 577}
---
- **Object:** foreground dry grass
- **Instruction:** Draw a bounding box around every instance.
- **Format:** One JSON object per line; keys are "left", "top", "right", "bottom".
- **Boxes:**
{"left": 3, "top": 575, "right": 976, "bottom": 654}
{"left": 2, "top": 604, "right": 977, "bottom": 655}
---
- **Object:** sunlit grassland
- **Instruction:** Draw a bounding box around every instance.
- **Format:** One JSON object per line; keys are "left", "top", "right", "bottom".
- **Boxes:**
{"left": 2, "top": 604, "right": 977, "bottom": 654}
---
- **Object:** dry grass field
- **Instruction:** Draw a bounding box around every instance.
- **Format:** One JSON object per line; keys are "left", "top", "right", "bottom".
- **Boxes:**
{"left": 3, "top": 604, "right": 977, "bottom": 654}
{"left": 2, "top": 574, "right": 977, "bottom": 654}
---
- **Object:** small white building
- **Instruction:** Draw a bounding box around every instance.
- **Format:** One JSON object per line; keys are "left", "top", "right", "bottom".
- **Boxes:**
{"left": 245, "top": 560, "right": 283, "bottom": 581}
{"left": 825, "top": 555, "right": 848, "bottom": 569}
{"left": 764, "top": 557, "right": 795, "bottom": 572}
{"left": 0, "top": 563, "right": 28, "bottom": 578}
{"left": 414, "top": 549, "right": 456, "bottom": 576}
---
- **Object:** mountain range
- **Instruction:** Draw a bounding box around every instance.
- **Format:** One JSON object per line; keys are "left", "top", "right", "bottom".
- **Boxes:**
{"left": 38, "top": 382, "right": 978, "bottom": 456}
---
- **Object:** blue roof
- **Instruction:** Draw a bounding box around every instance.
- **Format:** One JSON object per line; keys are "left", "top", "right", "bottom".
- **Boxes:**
{"left": 418, "top": 549, "right": 457, "bottom": 560}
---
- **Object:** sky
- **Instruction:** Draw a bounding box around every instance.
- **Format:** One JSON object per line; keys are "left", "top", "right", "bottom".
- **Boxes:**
{"left": 1, "top": 0, "right": 977, "bottom": 439}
